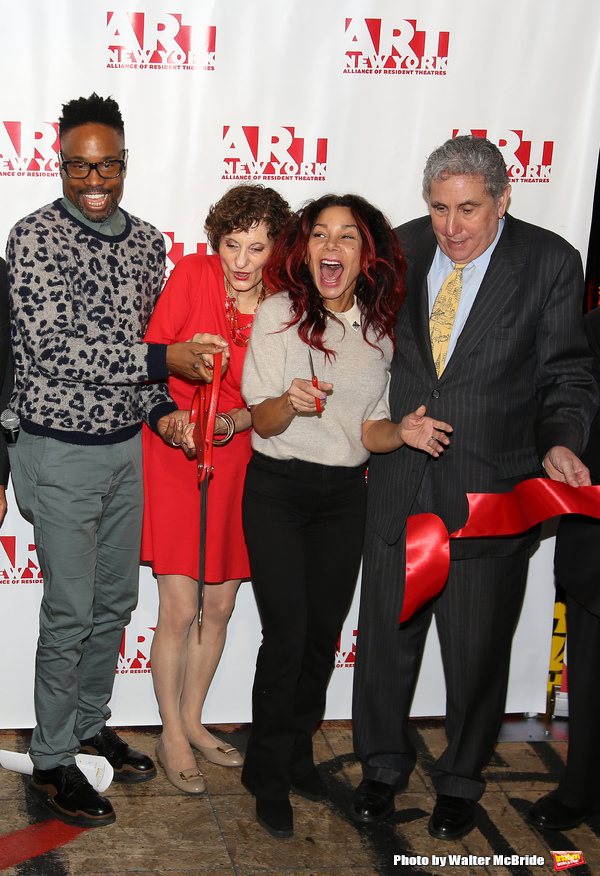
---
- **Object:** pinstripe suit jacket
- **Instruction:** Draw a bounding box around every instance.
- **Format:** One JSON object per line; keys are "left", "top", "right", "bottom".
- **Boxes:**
{"left": 367, "top": 213, "right": 597, "bottom": 547}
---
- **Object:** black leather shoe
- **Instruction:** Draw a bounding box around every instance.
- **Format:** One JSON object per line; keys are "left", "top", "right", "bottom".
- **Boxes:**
{"left": 256, "top": 798, "right": 293, "bottom": 839}
{"left": 527, "top": 790, "right": 596, "bottom": 831}
{"left": 30, "top": 764, "right": 116, "bottom": 827}
{"left": 428, "top": 794, "right": 477, "bottom": 840}
{"left": 291, "top": 768, "right": 328, "bottom": 802}
{"left": 352, "top": 779, "right": 396, "bottom": 823}
{"left": 79, "top": 726, "right": 157, "bottom": 783}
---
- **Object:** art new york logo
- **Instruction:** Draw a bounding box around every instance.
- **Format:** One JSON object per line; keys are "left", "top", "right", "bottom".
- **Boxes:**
{"left": 453, "top": 129, "right": 554, "bottom": 183}
{"left": 335, "top": 627, "right": 356, "bottom": 669}
{"left": 106, "top": 11, "right": 216, "bottom": 70}
{"left": 117, "top": 625, "right": 155, "bottom": 674}
{"left": 0, "top": 536, "right": 43, "bottom": 584}
{"left": 0, "top": 121, "right": 59, "bottom": 177}
{"left": 345, "top": 18, "right": 449, "bottom": 75}
{"left": 222, "top": 126, "right": 328, "bottom": 182}
{"left": 162, "top": 232, "right": 207, "bottom": 280}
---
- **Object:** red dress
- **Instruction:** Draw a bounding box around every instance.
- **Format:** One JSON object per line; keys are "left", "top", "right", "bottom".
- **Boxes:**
{"left": 141, "top": 254, "right": 252, "bottom": 582}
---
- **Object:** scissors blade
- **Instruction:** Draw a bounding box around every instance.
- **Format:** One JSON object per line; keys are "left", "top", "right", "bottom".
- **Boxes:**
{"left": 198, "top": 476, "right": 208, "bottom": 620}
{"left": 308, "top": 349, "right": 322, "bottom": 414}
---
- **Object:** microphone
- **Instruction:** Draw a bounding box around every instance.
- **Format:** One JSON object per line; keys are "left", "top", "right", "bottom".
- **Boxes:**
{"left": 0, "top": 409, "right": 20, "bottom": 444}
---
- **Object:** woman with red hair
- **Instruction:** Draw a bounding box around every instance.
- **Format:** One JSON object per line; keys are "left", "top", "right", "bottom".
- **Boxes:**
{"left": 239, "top": 194, "right": 453, "bottom": 838}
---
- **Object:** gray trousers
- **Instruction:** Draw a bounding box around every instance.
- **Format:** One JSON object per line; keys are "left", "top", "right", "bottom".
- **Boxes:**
{"left": 9, "top": 431, "right": 143, "bottom": 769}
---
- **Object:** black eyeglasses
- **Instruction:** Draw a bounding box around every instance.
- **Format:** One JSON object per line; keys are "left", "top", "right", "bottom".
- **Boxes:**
{"left": 60, "top": 150, "right": 128, "bottom": 179}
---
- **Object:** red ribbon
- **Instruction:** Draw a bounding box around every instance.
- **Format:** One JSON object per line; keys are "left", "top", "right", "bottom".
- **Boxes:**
{"left": 401, "top": 478, "right": 600, "bottom": 622}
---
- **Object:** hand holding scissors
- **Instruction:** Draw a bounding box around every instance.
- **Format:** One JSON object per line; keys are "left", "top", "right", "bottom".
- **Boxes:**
{"left": 285, "top": 352, "right": 331, "bottom": 413}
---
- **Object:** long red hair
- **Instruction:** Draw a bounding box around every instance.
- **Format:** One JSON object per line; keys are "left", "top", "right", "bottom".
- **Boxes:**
{"left": 263, "top": 194, "right": 405, "bottom": 357}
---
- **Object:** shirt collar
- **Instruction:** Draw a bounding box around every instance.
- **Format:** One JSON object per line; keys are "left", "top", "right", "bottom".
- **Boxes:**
{"left": 61, "top": 196, "right": 126, "bottom": 236}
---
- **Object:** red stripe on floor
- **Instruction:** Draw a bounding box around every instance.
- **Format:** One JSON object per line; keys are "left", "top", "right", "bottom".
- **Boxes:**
{"left": 0, "top": 820, "right": 87, "bottom": 869}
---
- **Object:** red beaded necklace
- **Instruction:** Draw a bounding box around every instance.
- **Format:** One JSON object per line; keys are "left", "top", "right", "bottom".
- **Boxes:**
{"left": 224, "top": 281, "right": 264, "bottom": 347}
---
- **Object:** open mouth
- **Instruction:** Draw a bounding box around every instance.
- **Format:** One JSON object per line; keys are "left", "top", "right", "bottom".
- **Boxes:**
{"left": 320, "top": 259, "right": 343, "bottom": 284}
{"left": 81, "top": 192, "right": 111, "bottom": 211}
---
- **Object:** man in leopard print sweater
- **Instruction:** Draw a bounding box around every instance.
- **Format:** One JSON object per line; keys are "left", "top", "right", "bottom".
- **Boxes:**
{"left": 6, "top": 93, "right": 223, "bottom": 828}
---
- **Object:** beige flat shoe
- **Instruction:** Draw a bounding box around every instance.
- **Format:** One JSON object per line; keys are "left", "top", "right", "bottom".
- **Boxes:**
{"left": 155, "top": 738, "right": 206, "bottom": 794}
{"left": 189, "top": 736, "right": 244, "bottom": 767}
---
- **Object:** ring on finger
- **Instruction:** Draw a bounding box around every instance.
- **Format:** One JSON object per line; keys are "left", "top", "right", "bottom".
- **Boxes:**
{"left": 171, "top": 437, "right": 183, "bottom": 447}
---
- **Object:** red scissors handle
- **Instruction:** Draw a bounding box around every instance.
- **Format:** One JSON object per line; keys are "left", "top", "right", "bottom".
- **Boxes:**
{"left": 308, "top": 349, "right": 322, "bottom": 414}
{"left": 312, "top": 375, "right": 322, "bottom": 414}
{"left": 190, "top": 352, "right": 223, "bottom": 483}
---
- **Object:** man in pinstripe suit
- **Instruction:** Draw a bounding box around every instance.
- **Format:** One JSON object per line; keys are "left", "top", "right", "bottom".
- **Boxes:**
{"left": 352, "top": 136, "right": 597, "bottom": 839}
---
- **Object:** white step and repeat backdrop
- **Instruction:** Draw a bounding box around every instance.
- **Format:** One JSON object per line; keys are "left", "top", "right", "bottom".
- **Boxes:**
{"left": 0, "top": 0, "right": 599, "bottom": 727}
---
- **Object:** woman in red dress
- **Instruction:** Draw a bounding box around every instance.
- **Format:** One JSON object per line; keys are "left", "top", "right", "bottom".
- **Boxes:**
{"left": 141, "top": 185, "right": 291, "bottom": 793}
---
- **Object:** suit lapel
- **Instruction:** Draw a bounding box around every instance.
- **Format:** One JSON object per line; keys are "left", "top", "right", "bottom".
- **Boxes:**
{"left": 406, "top": 234, "right": 438, "bottom": 379}
{"left": 438, "top": 215, "right": 528, "bottom": 382}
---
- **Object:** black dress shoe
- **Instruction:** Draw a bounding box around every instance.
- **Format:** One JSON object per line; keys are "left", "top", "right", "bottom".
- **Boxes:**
{"left": 30, "top": 764, "right": 116, "bottom": 827}
{"left": 291, "top": 768, "right": 328, "bottom": 802}
{"left": 256, "top": 798, "right": 293, "bottom": 839}
{"left": 527, "top": 790, "right": 596, "bottom": 831}
{"left": 79, "top": 726, "right": 157, "bottom": 783}
{"left": 352, "top": 779, "right": 396, "bottom": 823}
{"left": 428, "top": 794, "right": 477, "bottom": 840}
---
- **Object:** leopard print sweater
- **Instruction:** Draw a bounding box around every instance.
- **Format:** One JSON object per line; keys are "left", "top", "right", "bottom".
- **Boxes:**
{"left": 6, "top": 200, "right": 173, "bottom": 443}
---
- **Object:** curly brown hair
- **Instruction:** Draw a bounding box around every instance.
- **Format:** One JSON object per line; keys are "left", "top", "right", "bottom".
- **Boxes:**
{"left": 204, "top": 184, "right": 291, "bottom": 252}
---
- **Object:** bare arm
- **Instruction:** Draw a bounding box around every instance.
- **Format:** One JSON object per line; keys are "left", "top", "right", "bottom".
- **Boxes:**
{"left": 181, "top": 405, "right": 254, "bottom": 457}
{"left": 250, "top": 378, "right": 332, "bottom": 439}
{"left": 217, "top": 407, "right": 252, "bottom": 434}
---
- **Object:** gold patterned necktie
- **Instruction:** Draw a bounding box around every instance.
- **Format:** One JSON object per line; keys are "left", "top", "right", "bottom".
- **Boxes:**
{"left": 429, "top": 263, "right": 467, "bottom": 376}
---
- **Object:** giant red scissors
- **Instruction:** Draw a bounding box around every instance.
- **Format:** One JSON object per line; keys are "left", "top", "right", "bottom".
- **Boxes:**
{"left": 189, "top": 351, "right": 223, "bottom": 618}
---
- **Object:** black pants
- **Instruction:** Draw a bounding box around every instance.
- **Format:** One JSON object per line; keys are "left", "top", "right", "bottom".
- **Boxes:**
{"left": 558, "top": 592, "right": 600, "bottom": 809}
{"left": 242, "top": 451, "right": 367, "bottom": 800}
{"left": 353, "top": 523, "right": 530, "bottom": 800}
